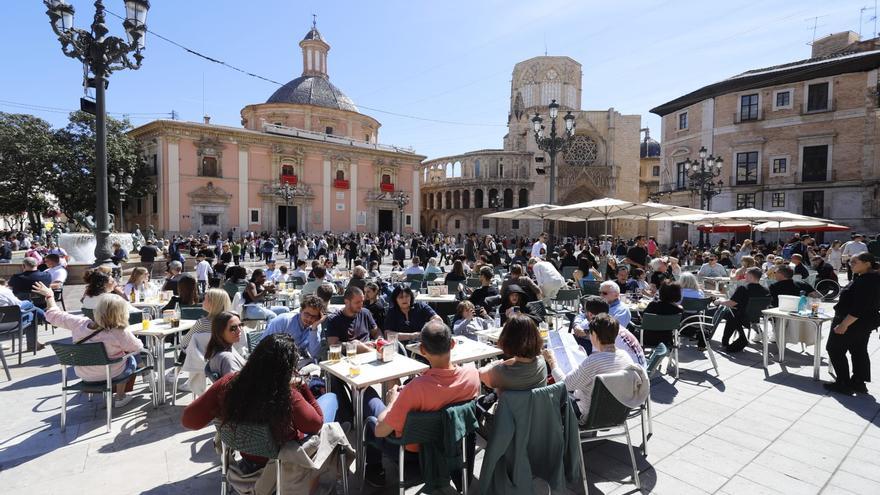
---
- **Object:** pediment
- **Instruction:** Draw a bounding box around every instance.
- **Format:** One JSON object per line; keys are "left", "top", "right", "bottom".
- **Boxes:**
{"left": 188, "top": 181, "right": 233, "bottom": 205}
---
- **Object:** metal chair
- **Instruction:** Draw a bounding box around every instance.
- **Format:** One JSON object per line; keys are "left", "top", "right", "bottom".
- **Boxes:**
{"left": 424, "top": 272, "right": 439, "bottom": 282}
{"left": 246, "top": 331, "right": 264, "bottom": 354}
{"left": 81, "top": 307, "right": 94, "bottom": 320}
{"left": 445, "top": 280, "right": 463, "bottom": 295}
{"left": 329, "top": 295, "right": 345, "bottom": 305}
{"left": 405, "top": 273, "right": 424, "bottom": 283}
{"left": 634, "top": 313, "right": 681, "bottom": 373}
{"left": 678, "top": 307, "right": 724, "bottom": 378}
{"left": 743, "top": 296, "right": 772, "bottom": 342}
{"left": 631, "top": 343, "right": 668, "bottom": 456}
{"left": 50, "top": 342, "right": 157, "bottom": 433}
{"left": 0, "top": 305, "right": 26, "bottom": 378}
{"left": 218, "top": 422, "right": 283, "bottom": 495}
{"left": 580, "top": 377, "right": 641, "bottom": 490}
{"left": 561, "top": 266, "right": 577, "bottom": 280}
{"left": 815, "top": 279, "right": 840, "bottom": 301}
{"left": 580, "top": 280, "right": 601, "bottom": 297}
{"left": 465, "top": 278, "right": 481, "bottom": 289}
{"left": 180, "top": 305, "right": 207, "bottom": 320}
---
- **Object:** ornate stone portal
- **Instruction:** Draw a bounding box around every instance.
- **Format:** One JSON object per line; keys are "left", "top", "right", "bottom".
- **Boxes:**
{"left": 188, "top": 182, "right": 233, "bottom": 232}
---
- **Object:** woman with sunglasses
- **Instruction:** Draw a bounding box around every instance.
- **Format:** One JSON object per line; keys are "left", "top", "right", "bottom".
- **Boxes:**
{"left": 384, "top": 285, "right": 442, "bottom": 341}
{"left": 205, "top": 311, "right": 246, "bottom": 377}
{"left": 825, "top": 253, "right": 880, "bottom": 395}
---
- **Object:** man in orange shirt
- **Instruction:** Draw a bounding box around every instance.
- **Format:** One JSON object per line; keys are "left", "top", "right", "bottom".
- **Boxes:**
{"left": 368, "top": 320, "right": 481, "bottom": 485}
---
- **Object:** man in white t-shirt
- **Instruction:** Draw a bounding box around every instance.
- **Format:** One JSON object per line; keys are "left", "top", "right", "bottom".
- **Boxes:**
{"left": 842, "top": 233, "right": 868, "bottom": 280}
{"left": 44, "top": 254, "right": 67, "bottom": 287}
{"left": 194, "top": 254, "right": 213, "bottom": 294}
{"left": 530, "top": 233, "right": 548, "bottom": 259}
{"left": 528, "top": 257, "right": 565, "bottom": 304}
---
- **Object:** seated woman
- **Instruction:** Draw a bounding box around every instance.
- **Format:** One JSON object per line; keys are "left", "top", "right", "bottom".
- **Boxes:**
{"left": 479, "top": 314, "right": 547, "bottom": 392}
{"left": 81, "top": 269, "right": 140, "bottom": 313}
{"left": 499, "top": 284, "right": 542, "bottom": 325}
{"left": 242, "top": 269, "right": 289, "bottom": 321}
{"left": 640, "top": 282, "right": 684, "bottom": 347}
{"left": 223, "top": 265, "right": 247, "bottom": 299}
{"left": 425, "top": 257, "right": 443, "bottom": 275}
{"left": 732, "top": 255, "right": 756, "bottom": 280}
{"left": 678, "top": 272, "right": 705, "bottom": 300}
{"left": 205, "top": 311, "right": 246, "bottom": 377}
{"left": 182, "top": 334, "right": 338, "bottom": 476}
{"left": 630, "top": 268, "right": 650, "bottom": 294}
{"left": 160, "top": 274, "right": 200, "bottom": 313}
{"left": 178, "top": 288, "right": 232, "bottom": 352}
{"left": 444, "top": 260, "right": 468, "bottom": 283}
{"left": 35, "top": 282, "right": 145, "bottom": 407}
{"left": 384, "top": 285, "right": 442, "bottom": 341}
{"left": 122, "top": 267, "right": 149, "bottom": 301}
{"left": 452, "top": 300, "right": 491, "bottom": 340}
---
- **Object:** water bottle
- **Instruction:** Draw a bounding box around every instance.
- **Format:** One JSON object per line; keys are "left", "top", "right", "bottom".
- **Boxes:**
{"left": 797, "top": 290, "right": 807, "bottom": 314}
{"left": 493, "top": 307, "right": 501, "bottom": 329}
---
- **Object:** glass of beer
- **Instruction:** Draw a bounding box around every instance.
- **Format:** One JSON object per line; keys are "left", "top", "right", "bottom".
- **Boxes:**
{"left": 348, "top": 360, "right": 361, "bottom": 378}
{"left": 142, "top": 313, "right": 151, "bottom": 331}
{"left": 809, "top": 298, "right": 820, "bottom": 317}
{"left": 539, "top": 322, "right": 550, "bottom": 340}
{"left": 345, "top": 341, "right": 358, "bottom": 358}
{"left": 328, "top": 344, "right": 342, "bottom": 363}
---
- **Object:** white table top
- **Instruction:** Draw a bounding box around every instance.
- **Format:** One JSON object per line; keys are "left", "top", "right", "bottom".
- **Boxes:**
{"left": 319, "top": 350, "right": 428, "bottom": 389}
{"left": 130, "top": 319, "right": 197, "bottom": 338}
{"left": 474, "top": 327, "right": 503, "bottom": 343}
{"left": 416, "top": 294, "right": 457, "bottom": 304}
{"left": 406, "top": 336, "right": 502, "bottom": 365}
{"left": 132, "top": 299, "right": 171, "bottom": 308}
{"left": 761, "top": 307, "right": 834, "bottom": 322}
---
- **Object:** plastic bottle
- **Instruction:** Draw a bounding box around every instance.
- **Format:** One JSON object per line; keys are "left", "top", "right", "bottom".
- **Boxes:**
{"left": 797, "top": 290, "right": 807, "bottom": 314}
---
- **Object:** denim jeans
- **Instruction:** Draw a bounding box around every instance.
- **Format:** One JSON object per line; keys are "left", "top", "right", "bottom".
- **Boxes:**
{"left": 317, "top": 392, "right": 339, "bottom": 423}
{"left": 19, "top": 301, "right": 41, "bottom": 351}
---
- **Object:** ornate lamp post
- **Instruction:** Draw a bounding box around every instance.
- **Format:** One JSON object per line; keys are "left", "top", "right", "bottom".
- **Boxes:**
{"left": 532, "top": 99, "right": 576, "bottom": 207}
{"left": 684, "top": 146, "right": 724, "bottom": 248}
{"left": 44, "top": 0, "right": 150, "bottom": 264}
{"left": 393, "top": 192, "right": 410, "bottom": 234}
{"left": 489, "top": 195, "right": 503, "bottom": 234}
{"left": 273, "top": 182, "right": 305, "bottom": 233}
{"left": 109, "top": 169, "right": 133, "bottom": 232}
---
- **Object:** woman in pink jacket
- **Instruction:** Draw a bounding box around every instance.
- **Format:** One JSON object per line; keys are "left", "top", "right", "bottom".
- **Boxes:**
{"left": 33, "top": 282, "right": 145, "bottom": 407}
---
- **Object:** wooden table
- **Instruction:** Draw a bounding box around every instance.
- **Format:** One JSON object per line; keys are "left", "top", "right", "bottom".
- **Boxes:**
{"left": 319, "top": 351, "right": 428, "bottom": 474}
{"left": 406, "top": 336, "right": 501, "bottom": 365}
{"left": 761, "top": 308, "right": 833, "bottom": 380}
{"left": 131, "top": 319, "right": 197, "bottom": 404}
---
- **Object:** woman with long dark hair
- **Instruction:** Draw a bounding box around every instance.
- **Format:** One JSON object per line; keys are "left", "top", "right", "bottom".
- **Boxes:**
{"left": 445, "top": 260, "right": 467, "bottom": 283}
{"left": 383, "top": 284, "right": 442, "bottom": 341}
{"left": 825, "top": 252, "right": 880, "bottom": 395}
{"left": 204, "top": 311, "right": 245, "bottom": 377}
{"left": 183, "top": 334, "right": 338, "bottom": 472}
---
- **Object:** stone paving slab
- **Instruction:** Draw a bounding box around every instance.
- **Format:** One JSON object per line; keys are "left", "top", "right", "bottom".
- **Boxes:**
{"left": 0, "top": 266, "right": 878, "bottom": 494}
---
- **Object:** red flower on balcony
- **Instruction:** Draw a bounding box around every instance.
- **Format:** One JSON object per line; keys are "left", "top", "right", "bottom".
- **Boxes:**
{"left": 334, "top": 179, "right": 350, "bottom": 189}
{"left": 280, "top": 174, "right": 298, "bottom": 185}
{"left": 380, "top": 182, "right": 395, "bottom": 193}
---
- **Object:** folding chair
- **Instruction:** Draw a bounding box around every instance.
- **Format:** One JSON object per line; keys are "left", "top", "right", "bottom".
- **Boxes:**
{"left": 677, "top": 307, "right": 723, "bottom": 379}
{"left": 632, "top": 343, "right": 667, "bottom": 456}
{"left": 561, "top": 266, "right": 577, "bottom": 280}
{"left": 580, "top": 377, "right": 641, "bottom": 490}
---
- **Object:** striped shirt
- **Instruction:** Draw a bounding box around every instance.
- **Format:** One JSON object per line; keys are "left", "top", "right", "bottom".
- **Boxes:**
{"left": 551, "top": 348, "right": 632, "bottom": 423}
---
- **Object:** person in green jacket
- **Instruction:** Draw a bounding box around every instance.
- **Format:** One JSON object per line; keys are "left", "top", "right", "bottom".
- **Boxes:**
{"left": 230, "top": 240, "right": 241, "bottom": 266}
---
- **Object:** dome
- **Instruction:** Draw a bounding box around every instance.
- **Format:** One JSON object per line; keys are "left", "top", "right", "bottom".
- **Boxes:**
{"left": 640, "top": 137, "right": 660, "bottom": 158}
{"left": 266, "top": 76, "right": 359, "bottom": 113}
{"left": 303, "top": 26, "right": 323, "bottom": 41}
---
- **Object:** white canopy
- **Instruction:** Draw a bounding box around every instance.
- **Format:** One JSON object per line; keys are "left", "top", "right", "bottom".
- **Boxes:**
{"left": 483, "top": 204, "right": 562, "bottom": 221}
{"left": 544, "top": 198, "right": 641, "bottom": 235}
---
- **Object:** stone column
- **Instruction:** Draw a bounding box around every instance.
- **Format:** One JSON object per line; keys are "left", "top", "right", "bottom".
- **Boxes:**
{"left": 167, "top": 138, "right": 180, "bottom": 232}
{"left": 322, "top": 158, "right": 332, "bottom": 230}
{"left": 350, "top": 161, "right": 358, "bottom": 231}
{"left": 238, "top": 144, "right": 249, "bottom": 231}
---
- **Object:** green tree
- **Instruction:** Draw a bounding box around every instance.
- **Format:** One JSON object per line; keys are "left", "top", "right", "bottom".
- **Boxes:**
{"left": 53, "top": 111, "right": 154, "bottom": 229}
{"left": 0, "top": 112, "right": 60, "bottom": 229}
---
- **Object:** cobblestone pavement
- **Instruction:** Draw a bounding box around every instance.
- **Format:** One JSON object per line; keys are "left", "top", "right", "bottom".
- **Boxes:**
{"left": 0, "top": 262, "right": 878, "bottom": 494}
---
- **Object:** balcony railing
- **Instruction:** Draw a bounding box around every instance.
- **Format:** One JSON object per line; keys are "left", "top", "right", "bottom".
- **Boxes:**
{"left": 280, "top": 174, "right": 298, "bottom": 185}
{"left": 334, "top": 179, "right": 350, "bottom": 189}
{"left": 380, "top": 182, "right": 394, "bottom": 192}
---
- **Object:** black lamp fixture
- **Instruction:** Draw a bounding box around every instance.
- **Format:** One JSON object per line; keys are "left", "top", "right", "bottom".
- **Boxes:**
{"left": 684, "top": 146, "right": 724, "bottom": 247}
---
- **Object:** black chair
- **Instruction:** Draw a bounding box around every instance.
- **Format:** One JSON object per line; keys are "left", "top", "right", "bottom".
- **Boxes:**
{"left": 0, "top": 305, "right": 27, "bottom": 379}
{"left": 180, "top": 305, "right": 207, "bottom": 320}
{"left": 246, "top": 331, "right": 264, "bottom": 354}
{"left": 580, "top": 377, "right": 641, "bottom": 490}
{"left": 744, "top": 296, "right": 772, "bottom": 341}
{"left": 329, "top": 295, "right": 345, "bottom": 305}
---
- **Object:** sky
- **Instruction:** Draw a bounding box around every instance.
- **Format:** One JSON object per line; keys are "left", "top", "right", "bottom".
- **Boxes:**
{"left": 1, "top": 0, "right": 875, "bottom": 160}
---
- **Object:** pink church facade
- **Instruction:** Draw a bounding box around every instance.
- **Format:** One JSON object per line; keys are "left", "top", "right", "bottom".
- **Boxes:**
{"left": 128, "top": 23, "right": 424, "bottom": 236}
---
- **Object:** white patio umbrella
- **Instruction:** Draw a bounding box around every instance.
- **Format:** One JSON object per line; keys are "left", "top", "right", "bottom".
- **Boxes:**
{"left": 754, "top": 220, "right": 850, "bottom": 233}
{"left": 483, "top": 204, "right": 562, "bottom": 221}
{"left": 609, "top": 202, "right": 713, "bottom": 235}
{"left": 544, "top": 198, "right": 641, "bottom": 236}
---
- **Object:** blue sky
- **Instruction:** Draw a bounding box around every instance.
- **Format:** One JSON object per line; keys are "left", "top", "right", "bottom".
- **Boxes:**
{"left": 1, "top": 0, "right": 872, "bottom": 159}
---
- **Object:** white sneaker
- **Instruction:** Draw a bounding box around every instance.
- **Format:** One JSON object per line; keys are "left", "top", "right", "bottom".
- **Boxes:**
{"left": 114, "top": 395, "right": 135, "bottom": 408}
{"left": 164, "top": 369, "right": 177, "bottom": 385}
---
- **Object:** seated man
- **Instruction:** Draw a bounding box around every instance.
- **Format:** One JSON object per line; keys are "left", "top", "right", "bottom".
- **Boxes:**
{"left": 346, "top": 265, "right": 367, "bottom": 292}
{"left": 260, "top": 294, "right": 324, "bottom": 361}
{"left": 613, "top": 266, "right": 639, "bottom": 295}
{"left": 302, "top": 266, "right": 334, "bottom": 296}
{"left": 264, "top": 259, "right": 278, "bottom": 282}
{"left": 111, "top": 242, "right": 128, "bottom": 265}
{"left": 648, "top": 257, "right": 681, "bottom": 293}
{"left": 0, "top": 278, "right": 42, "bottom": 351}
{"left": 717, "top": 267, "right": 770, "bottom": 352}
{"left": 790, "top": 254, "right": 810, "bottom": 279}
{"left": 468, "top": 266, "right": 499, "bottom": 310}
{"left": 9, "top": 257, "right": 52, "bottom": 298}
{"left": 572, "top": 296, "right": 645, "bottom": 367}
{"left": 404, "top": 257, "right": 425, "bottom": 277}
{"left": 290, "top": 259, "right": 308, "bottom": 282}
{"left": 543, "top": 313, "right": 639, "bottom": 423}
{"left": 370, "top": 320, "right": 481, "bottom": 486}
{"left": 811, "top": 255, "right": 837, "bottom": 283}
{"left": 43, "top": 254, "right": 67, "bottom": 287}
{"left": 161, "top": 261, "right": 184, "bottom": 295}
{"left": 599, "top": 281, "right": 632, "bottom": 329}
{"left": 769, "top": 265, "right": 821, "bottom": 307}
{"left": 697, "top": 252, "right": 729, "bottom": 278}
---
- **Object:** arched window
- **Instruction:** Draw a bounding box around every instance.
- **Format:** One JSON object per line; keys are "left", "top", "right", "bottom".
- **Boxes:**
{"left": 381, "top": 174, "right": 391, "bottom": 184}
{"left": 336, "top": 170, "right": 345, "bottom": 181}
{"left": 281, "top": 164, "right": 295, "bottom": 176}
{"left": 428, "top": 194, "right": 434, "bottom": 210}
{"left": 462, "top": 190, "right": 470, "bottom": 209}
{"left": 475, "top": 189, "right": 484, "bottom": 208}
{"left": 519, "top": 188, "right": 529, "bottom": 207}
{"left": 453, "top": 190, "right": 461, "bottom": 209}
{"left": 453, "top": 161, "right": 461, "bottom": 177}
{"left": 446, "top": 162, "right": 453, "bottom": 177}
{"left": 503, "top": 188, "right": 514, "bottom": 208}
{"left": 474, "top": 159, "right": 481, "bottom": 178}
{"left": 445, "top": 191, "right": 452, "bottom": 209}
{"left": 436, "top": 192, "right": 442, "bottom": 209}
{"left": 489, "top": 188, "right": 499, "bottom": 207}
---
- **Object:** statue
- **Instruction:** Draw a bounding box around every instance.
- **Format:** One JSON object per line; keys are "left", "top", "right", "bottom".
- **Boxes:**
{"left": 50, "top": 224, "right": 62, "bottom": 245}
{"left": 146, "top": 224, "right": 156, "bottom": 241}
{"left": 130, "top": 223, "right": 144, "bottom": 251}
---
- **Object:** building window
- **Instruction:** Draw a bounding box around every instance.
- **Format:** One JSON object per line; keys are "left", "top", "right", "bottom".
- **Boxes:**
{"left": 200, "top": 156, "right": 219, "bottom": 177}
{"left": 463, "top": 190, "right": 470, "bottom": 209}
{"left": 503, "top": 188, "right": 514, "bottom": 208}
{"left": 736, "top": 193, "right": 756, "bottom": 209}
{"left": 364, "top": 134, "right": 370, "bottom": 143}
{"left": 336, "top": 170, "right": 345, "bottom": 181}
{"left": 405, "top": 214, "right": 412, "bottom": 226}
{"left": 512, "top": 220, "right": 520, "bottom": 229}
{"left": 482, "top": 218, "right": 490, "bottom": 229}
{"left": 249, "top": 208, "right": 260, "bottom": 224}
{"left": 519, "top": 188, "right": 528, "bottom": 207}
{"left": 136, "top": 198, "right": 143, "bottom": 215}
{"left": 202, "top": 214, "right": 219, "bottom": 226}
{"left": 454, "top": 219, "right": 460, "bottom": 229}
{"left": 474, "top": 159, "right": 481, "bottom": 177}
{"left": 735, "top": 151, "right": 759, "bottom": 185}
{"left": 803, "top": 191, "right": 824, "bottom": 217}
{"left": 652, "top": 165, "right": 660, "bottom": 177}
{"left": 474, "top": 189, "right": 484, "bottom": 208}
{"left": 802, "top": 145, "right": 828, "bottom": 182}
{"left": 806, "top": 82, "right": 829, "bottom": 112}
{"left": 325, "top": 126, "right": 334, "bottom": 135}
{"left": 771, "top": 192, "right": 785, "bottom": 208}
{"left": 499, "top": 163, "right": 504, "bottom": 178}
{"left": 381, "top": 174, "right": 391, "bottom": 184}
{"left": 151, "top": 154, "right": 158, "bottom": 175}
{"left": 772, "top": 157, "right": 787, "bottom": 174}
{"left": 281, "top": 164, "right": 295, "bottom": 176}
{"left": 152, "top": 194, "right": 158, "bottom": 214}
{"left": 676, "top": 161, "right": 687, "bottom": 189}
{"left": 774, "top": 90, "right": 791, "bottom": 109}
{"left": 678, "top": 112, "right": 688, "bottom": 130}
{"left": 445, "top": 191, "right": 452, "bottom": 210}
{"left": 740, "top": 94, "right": 759, "bottom": 121}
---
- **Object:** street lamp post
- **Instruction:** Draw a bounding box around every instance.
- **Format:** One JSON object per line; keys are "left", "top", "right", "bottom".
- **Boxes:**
{"left": 44, "top": 0, "right": 150, "bottom": 264}
{"left": 532, "top": 99, "right": 575, "bottom": 240}
{"left": 393, "top": 192, "right": 410, "bottom": 234}
{"left": 273, "top": 182, "right": 305, "bottom": 233}
{"left": 109, "top": 169, "right": 133, "bottom": 232}
{"left": 684, "top": 146, "right": 724, "bottom": 248}
{"left": 489, "top": 195, "right": 502, "bottom": 234}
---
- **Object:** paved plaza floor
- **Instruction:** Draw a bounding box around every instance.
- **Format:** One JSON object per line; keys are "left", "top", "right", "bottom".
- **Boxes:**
{"left": 0, "top": 264, "right": 878, "bottom": 494}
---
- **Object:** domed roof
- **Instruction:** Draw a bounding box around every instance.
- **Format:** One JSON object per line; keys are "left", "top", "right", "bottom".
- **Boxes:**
{"left": 266, "top": 76, "right": 359, "bottom": 113}
{"left": 640, "top": 137, "right": 660, "bottom": 158}
{"left": 303, "top": 26, "right": 323, "bottom": 42}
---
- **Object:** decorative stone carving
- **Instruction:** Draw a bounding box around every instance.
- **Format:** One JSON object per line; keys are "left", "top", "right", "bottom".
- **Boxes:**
{"left": 563, "top": 135, "right": 599, "bottom": 166}
{"left": 188, "top": 181, "right": 233, "bottom": 205}
{"left": 513, "top": 91, "right": 525, "bottom": 121}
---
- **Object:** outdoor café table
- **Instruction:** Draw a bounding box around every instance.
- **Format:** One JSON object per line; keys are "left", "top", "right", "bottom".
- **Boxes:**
{"left": 319, "top": 350, "right": 428, "bottom": 474}
{"left": 474, "top": 327, "right": 503, "bottom": 343}
{"left": 405, "top": 336, "right": 502, "bottom": 365}
{"left": 415, "top": 293, "right": 457, "bottom": 304}
{"left": 132, "top": 298, "right": 169, "bottom": 318}
{"left": 131, "top": 319, "right": 197, "bottom": 404}
{"left": 761, "top": 308, "right": 834, "bottom": 379}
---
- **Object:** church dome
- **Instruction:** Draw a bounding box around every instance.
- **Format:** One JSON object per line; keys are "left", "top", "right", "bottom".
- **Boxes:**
{"left": 266, "top": 76, "right": 358, "bottom": 112}
{"left": 640, "top": 137, "right": 660, "bottom": 158}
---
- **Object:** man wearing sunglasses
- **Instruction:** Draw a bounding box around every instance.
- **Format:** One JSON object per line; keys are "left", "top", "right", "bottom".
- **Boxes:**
{"left": 261, "top": 294, "right": 325, "bottom": 362}
{"left": 697, "top": 252, "right": 728, "bottom": 278}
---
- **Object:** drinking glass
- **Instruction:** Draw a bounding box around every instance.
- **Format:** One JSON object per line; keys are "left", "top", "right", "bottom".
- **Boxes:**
{"left": 142, "top": 313, "right": 151, "bottom": 331}
{"left": 328, "top": 344, "right": 342, "bottom": 363}
{"left": 348, "top": 360, "right": 362, "bottom": 377}
{"left": 345, "top": 341, "right": 358, "bottom": 358}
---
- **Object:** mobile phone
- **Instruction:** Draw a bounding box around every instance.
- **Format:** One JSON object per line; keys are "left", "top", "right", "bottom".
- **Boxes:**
{"left": 512, "top": 307, "right": 521, "bottom": 313}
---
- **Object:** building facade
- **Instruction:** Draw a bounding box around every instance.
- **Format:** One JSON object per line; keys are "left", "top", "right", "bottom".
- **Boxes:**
{"left": 651, "top": 32, "right": 880, "bottom": 245}
{"left": 128, "top": 23, "right": 424, "bottom": 236}
{"left": 420, "top": 56, "right": 644, "bottom": 239}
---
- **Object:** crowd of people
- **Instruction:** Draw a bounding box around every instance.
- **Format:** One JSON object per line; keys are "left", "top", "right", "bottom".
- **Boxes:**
{"left": 6, "top": 225, "right": 880, "bottom": 490}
